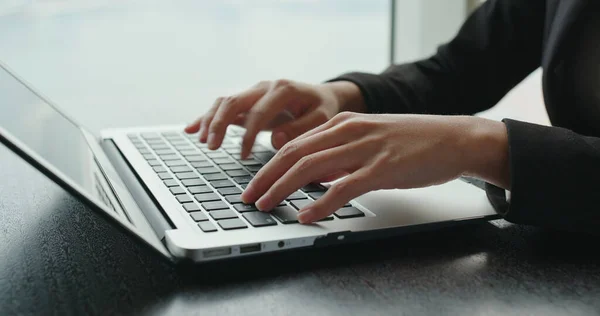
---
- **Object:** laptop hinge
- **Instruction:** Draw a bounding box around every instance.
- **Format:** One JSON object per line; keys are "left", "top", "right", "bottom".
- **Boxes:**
{"left": 101, "top": 138, "right": 175, "bottom": 240}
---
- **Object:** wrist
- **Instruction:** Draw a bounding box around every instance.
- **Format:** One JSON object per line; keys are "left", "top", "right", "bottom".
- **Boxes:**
{"left": 322, "top": 81, "right": 367, "bottom": 113}
{"left": 462, "top": 117, "right": 511, "bottom": 190}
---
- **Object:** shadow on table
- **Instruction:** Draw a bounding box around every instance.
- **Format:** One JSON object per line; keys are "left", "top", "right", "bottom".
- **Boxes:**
{"left": 3, "top": 192, "right": 600, "bottom": 314}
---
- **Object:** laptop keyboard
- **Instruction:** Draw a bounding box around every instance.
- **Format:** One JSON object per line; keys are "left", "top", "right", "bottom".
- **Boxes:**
{"left": 127, "top": 128, "right": 365, "bottom": 233}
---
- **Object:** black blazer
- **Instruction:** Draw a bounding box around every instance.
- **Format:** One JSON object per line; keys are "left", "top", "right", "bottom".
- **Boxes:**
{"left": 331, "top": 0, "right": 600, "bottom": 234}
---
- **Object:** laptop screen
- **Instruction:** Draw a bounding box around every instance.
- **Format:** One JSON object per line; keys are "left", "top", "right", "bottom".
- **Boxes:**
{"left": 0, "top": 65, "right": 117, "bottom": 214}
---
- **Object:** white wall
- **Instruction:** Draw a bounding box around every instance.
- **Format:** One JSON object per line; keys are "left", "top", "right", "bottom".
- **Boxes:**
{"left": 393, "top": 0, "right": 467, "bottom": 63}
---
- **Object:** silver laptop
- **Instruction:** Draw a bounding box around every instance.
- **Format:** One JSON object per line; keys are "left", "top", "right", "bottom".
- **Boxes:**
{"left": 0, "top": 62, "right": 500, "bottom": 263}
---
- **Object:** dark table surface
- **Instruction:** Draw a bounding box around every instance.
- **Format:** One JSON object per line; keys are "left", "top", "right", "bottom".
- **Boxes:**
{"left": 1, "top": 144, "right": 600, "bottom": 316}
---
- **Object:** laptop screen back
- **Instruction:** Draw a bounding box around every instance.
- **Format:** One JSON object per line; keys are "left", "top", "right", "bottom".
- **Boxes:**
{"left": 0, "top": 64, "right": 117, "bottom": 214}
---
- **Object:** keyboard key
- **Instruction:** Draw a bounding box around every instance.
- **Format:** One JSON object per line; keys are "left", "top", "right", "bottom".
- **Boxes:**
{"left": 147, "top": 159, "right": 161, "bottom": 166}
{"left": 225, "top": 148, "right": 242, "bottom": 154}
{"left": 149, "top": 143, "right": 168, "bottom": 149}
{"left": 225, "top": 195, "right": 243, "bottom": 204}
{"left": 190, "top": 212, "right": 208, "bottom": 221}
{"left": 246, "top": 165, "right": 262, "bottom": 172}
{"left": 221, "top": 143, "right": 238, "bottom": 149}
{"left": 155, "top": 149, "right": 174, "bottom": 155}
{"left": 211, "top": 179, "right": 234, "bottom": 188}
{"left": 206, "top": 152, "right": 228, "bottom": 159}
{"left": 165, "top": 160, "right": 187, "bottom": 167}
{"left": 234, "top": 204, "right": 258, "bottom": 213}
{"left": 271, "top": 206, "right": 299, "bottom": 224}
{"left": 161, "top": 154, "right": 180, "bottom": 161}
{"left": 142, "top": 132, "right": 161, "bottom": 139}
{"left": 183, "top": 203, "right": 201, "bottom": 212}
{"left": 218, "top": 218, "right": 247, "bottom": 230}
{"left": 218, "top": 187, "right": 242, "bottom": 196}
{"left": 203, "top": 173, "right": 227, "bottom": 181}
{"left": 179, "top": 149, "right": 199, "bottom": 156}
{"left": 176, "top": 195, "right": 193, "bottom": 203}
{"left": 213, "top": 158, "right": 233, "bottom": 164}
{"left": 157, "top": 172, "right": 172, "bottom": 180}
{"left": 174, "top": 145, "right": 194, "bottom": 151}
{"left": 317, "top": 215, "right": 334, "bottom": 222}
{"left": 142, "top": 154, "right": 155, "bottom": 160}
{"left": 254, "top": 152, "right": 275, "bottom": 163}
{"left": 186, "top": 155, "right": 206, "bottom": 162}
{"left": 227, "top": 170, "right": 250, "bottom": 177}
{"left": 251, "top": 145, "right": 268, "bottom": 152}
{"left": 196, "top": 167, "right": 220, "bottom": 174}
{"left": 301, "top": 183, "right": 325, "bottom": 192}
{"left": 219, "top": 163, "right": 241, "bottom": 171}
{"left": 190, "top": 162, "right": 211, "bottom": 169}
{"left": 163, "top": 179, "right": 179, "bottom": 187}
{"left": 169, "top": 186, "right": 186, "bottom": 195}
{"left": 308, "top": 191, "right": 326, "bottom": 200}
{"left": 287, "top": 191, "right": 306, "bottom": 200}
{"left": 176, "top": 172, "right": 198, "bottom": 180}
{"left": 290, "top": 199, "right": 312, "bottom": 210}
{"left": 243, "top": 212, "right": 278, "bottom": 227}
{"left": 210, "top": 210, "right": 238, "bottom": 220}
{"left": 188, "top": 185, "right": 212, "bottom": 194}
{"left": 170, "top": 165, "right": 192, "bottom": 173}
{"left": 233, "top": 176, "right": 253, "bottom": 184}
{"left": 202, "top": 201, "right": 229, "bottom": 211}
{"left": 194, "top": 193, "right": 221, "bottom": 202}
{"left": 198, "top": 221, "right": 217, "bottom": 232}
{"left": 138, "top": 148, "right": 151, "bottom": 155}
{"left": 153, "top": 166, "right": 167, "bottom": 173}
{"left": 239, "top": 159, "right": 261, "bottom": 166}
{"left": 334, "top": 207, "right": 365, "bottom": 219}
{"left": 182, "top": 179, "right": 204, "bottom": 187}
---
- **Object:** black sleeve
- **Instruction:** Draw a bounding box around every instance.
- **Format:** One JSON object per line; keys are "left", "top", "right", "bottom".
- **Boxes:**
{"left": 327, "top": 0, "right": 546, "bottom": 115}
{"left": 489, "top": 119, "right": 600, "bottom": 235}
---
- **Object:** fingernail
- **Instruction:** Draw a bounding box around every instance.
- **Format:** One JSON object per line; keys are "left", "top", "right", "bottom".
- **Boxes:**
{"left": 207, "top": 132, "right": 216, "bottom": 148}
{"left": 256, "top": 194, "right": 270, "bottom": 211}
{"left": 298, "top": 209, "right": 315, "bottom": 224}
{"left": 273, "top": 132, "right": 288, "bottom": 148}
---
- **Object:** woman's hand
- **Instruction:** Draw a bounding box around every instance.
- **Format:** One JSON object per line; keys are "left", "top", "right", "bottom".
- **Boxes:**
{"left": 241, "top": 112, "right": 510, "bottom": 223}
{"left": 184, "top": 79, "right": 365, "bottom": 159}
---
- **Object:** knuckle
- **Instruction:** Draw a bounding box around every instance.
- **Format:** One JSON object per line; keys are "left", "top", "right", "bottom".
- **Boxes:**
{"left": 209, "top": 119, "right": 226, "bottom": 132}
{"left": 273, "top": 79, "right": 296, "bottom": 92}
{"left": 223, "top": 95, "right": 240, "bottom": 108}
{"left": 330, "top": 181, "right": 350, "bottom": 197}
{"left": 334, "top": 111, "right": 354, "bottom": 121}
{"left": 255, "top": 80, "right": 270, "bottom": 88}
{"left": 278, "top": 142, "right": 300, "bottom": 161}
{"left": 295, "top": 156, "right": 315, "bottom": 173}
{"left": 213, "top": 96, "right": 226, "bottom": 107}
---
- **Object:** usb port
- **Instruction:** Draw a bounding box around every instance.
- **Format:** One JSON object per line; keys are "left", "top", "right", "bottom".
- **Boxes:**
{"left": 240, "top": 243, "right": 261, "bottom": 254}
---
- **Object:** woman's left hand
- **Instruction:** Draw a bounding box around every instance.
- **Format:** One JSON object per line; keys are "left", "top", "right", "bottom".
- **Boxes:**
{"left": 241, "top": 112, "right": 509, "bottom": 224}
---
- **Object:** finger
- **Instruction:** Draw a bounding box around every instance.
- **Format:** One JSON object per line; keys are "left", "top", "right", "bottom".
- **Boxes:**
{"left": 197, "top": 97, "right": 223, "bottom": 143}
{"left": 314, "top": 171, "right": 349, "bottom": 183}
{"left": 241, "top": 80, "right": 308, "bottom": 159}
{"left": 242, "top": 123, "right": 349, "bottom": 203}
{"left": 297, "top": 167, "right": 373, "bottom": 224}
{"left": 207, "top": 87, "right": 266, "bottom": 150}
{"left": 254, "top": 144, "right": 360, "bottom": 211}
{"left": 270, "top": 109, "right": 329, "bottom": 149}
{"left": 184, "top": 116, "right": 203, "bottom": 133}
{"left": 293, "top": 111, "right": 354, "bottom": 144}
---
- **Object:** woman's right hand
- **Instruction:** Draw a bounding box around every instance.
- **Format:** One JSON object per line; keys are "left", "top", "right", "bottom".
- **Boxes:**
{"left": 184, "top": 79, "right": 365, "bottom": 159}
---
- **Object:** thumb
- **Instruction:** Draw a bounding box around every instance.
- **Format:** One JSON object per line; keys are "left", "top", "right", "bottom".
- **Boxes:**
{"left": 270, "top": 110, "right": 330, "bottom": 149}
